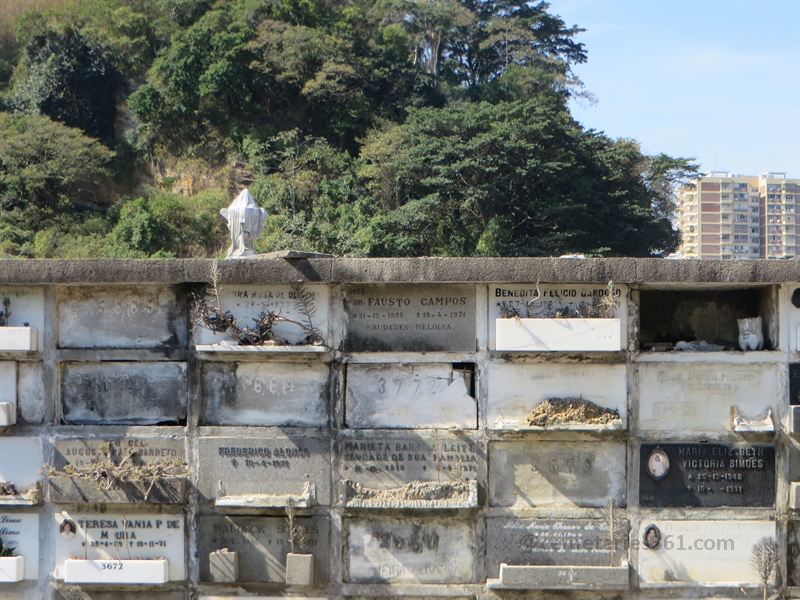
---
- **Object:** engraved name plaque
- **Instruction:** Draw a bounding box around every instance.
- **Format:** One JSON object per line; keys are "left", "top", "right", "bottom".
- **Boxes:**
{"left": 639, "top": 443, "right": 775, "bottom": 508}
{"left": 343, "top": 284, "right": 476, "bottom": 352}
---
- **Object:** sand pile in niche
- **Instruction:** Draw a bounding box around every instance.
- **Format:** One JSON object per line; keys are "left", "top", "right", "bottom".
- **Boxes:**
{"left": 527, "top": 397, "right": 620, "bottom": 426}
{"left": 345, "top": 480, "right": 473, "bottom": 501}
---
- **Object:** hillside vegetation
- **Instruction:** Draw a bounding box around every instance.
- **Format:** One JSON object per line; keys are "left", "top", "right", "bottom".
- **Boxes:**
{"left": 0, "top": 0, "right": 697, "bottom": 258}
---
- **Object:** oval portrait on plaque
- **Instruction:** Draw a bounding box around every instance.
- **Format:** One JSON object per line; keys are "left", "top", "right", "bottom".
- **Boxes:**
{"left": 646, "top": 449, "right": 669, "bottom": 481}
{"left": 643, "top": 524, "right": 661, "bottom": 550}
{"left": 60, "top": 518, "right": 77, "bottom": 540}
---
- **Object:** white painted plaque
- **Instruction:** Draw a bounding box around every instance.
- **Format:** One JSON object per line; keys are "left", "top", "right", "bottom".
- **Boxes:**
{"left": 0, "top": 513, "right": 39, "bottom": 579}
{"left": 638, "top": 363, "right": 780, "bottom": 433}
{"left": 346, "top": 363, "right": 476, "bottom": 429}
{"left": 489, "top": 441, "right": 626, "bottom": 508}
{"left": 489, "top": 284, "right": 627, "bottom": 350}
{"left": 197, "top": 284, "right": 329, "bottom": 346}
{"left": 0, "top": 437, "right": 41, "bottom": 492}
{"left": 0, "top": 287, "right": 44, "bottom": 349}
{"left": 345, "top": 518, "right": 475, "bottom": 583}
{"left": 203, "top": 362, "right": 329, "bottom": 427}
{"left": 53, "top": 512, "right": 185, "bottom": 581}
{"left": 487, "top": 363, "right": 626, "bottom": 429}
{"left": 638, "top": 520, "right": 775, "bottom": 586}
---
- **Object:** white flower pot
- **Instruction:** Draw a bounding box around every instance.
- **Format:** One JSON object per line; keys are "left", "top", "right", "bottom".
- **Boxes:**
{"left": 285, "top": 553, "right": 313, "bottom": 586}
{"left": 0, "top": 402, "right": 15, "bottom": 427}
{"left": 64, "top": 558, "right": 169, "bottom": 584}
{"left": 0, "top": 327, "right": 37, "bottom": 352}
{"left": 496, "top": 318, "right": 621, "bottom": 352}
{"left": 0, "top": 556, "right": 24, "bottom": 582}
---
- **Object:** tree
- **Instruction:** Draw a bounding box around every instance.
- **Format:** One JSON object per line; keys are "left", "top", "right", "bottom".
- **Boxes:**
{"left": 12, "top": 26, "right": 121, "bottom": 142}
{"left": 356, "top": 96, "right": 688, "bottom": 257}
{"left": 750, "top": 536, "right": 779, "bottom": 600}
{"left": 0, "top": 113, "right": 113, "bottom": 209}
{"left": 0, "top": 113, "right": 113, "bottom": 257}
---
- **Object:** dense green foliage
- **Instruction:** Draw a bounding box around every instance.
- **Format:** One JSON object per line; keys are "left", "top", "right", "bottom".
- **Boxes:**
{"left": 0, "top": 0, "right": 697, "bottom": 258}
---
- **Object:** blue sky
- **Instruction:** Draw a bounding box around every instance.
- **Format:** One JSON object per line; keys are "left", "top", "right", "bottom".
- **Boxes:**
{"left": 549, "top": 0, "right": 800, "bottom": 178}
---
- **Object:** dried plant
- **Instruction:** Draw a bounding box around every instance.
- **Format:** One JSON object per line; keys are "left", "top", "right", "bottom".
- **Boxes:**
{"left": 192, "top": 264, "right": 323, "bottom": 345}
{"left": 497, "top": 301, "right": 520, "bottom": 318}
{"left": 285, "top": 498, "right": 307, "bottom": 554}
{"left": 497, "top": 280, "right": 618, "bottom": 319}
{"left": 750, "top": 536, "right": 779, "bottom": 600}
{"left": 0, "top": 480, "right": 16, "bottom": 495}
{"left": 42, "top": 443, "right": 188, "bottom": 502}
{"left": 0, "top": 536, "right": 14, "bottom": 557}
{"left": 432, "top": 429, "right": 442, "bottom": 482}
{"left": 603, "top": 496, "right": 624, "bottom": 566}
{"left": 0, "top": 297, "right": 10, "bottom": 326}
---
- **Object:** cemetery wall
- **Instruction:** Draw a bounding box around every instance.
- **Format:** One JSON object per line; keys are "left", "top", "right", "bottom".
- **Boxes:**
{"left": 0, "top": 257, "right": 799, "bottom": 600}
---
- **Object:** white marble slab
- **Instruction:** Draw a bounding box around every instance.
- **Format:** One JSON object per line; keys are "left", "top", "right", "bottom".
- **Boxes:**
{"left": 489, "top": 284, "right": 627, "bottom": 350}
{"left": 638, "top": 363, "right": 781, "bottom": 434}
{"left": 0, "top": 513, "right": 38, "bottom": 579}
{"left": 345, "top": 518, "right": 475, "bottom": 584}
{"left": 496, "top": 318, "right": 622, "bottom": 352}
{"left": 638, "top": 520, "right": 776, "bottom": 586}
{"left": 0, "top": 363, "right": 16, "bottom": 405}
{"left": 489, "top": 441, "right": 626, "bottom": 508}
{"left": 487, "top": 363, "right": 627, "bottom": 429}
{"left": 0, "top": 437, "right": 40, "bottom": 492}
{"left": 197, "top": 284, "right": 329, "bottom": 346}
{"left": 53, "top": 512, "right": 185, "bottom": 581}
{"left": 64, "top": 558, "right": 169, "bottom": 584}
{"left": 0, "top": 287, "right": 44, "bottom": 349}
{"left": 346, "top": 363, "right": 476, "bottom": 429}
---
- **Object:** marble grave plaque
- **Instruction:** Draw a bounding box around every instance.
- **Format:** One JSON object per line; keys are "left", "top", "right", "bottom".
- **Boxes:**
{"left": 49, "top": 437, "right": 187, "bottom": 503}
{"left": 0, "top": 437, "right": 41, "bottom": 494}
{"left": 196, "top": 284, "right": 330, "bottom": 346}
{"left": 638, "top": 520, "right": 775, "bottom": 586}
{"left": 346, "top": 363, "right": 476, "bottom": 429}
{"left": 0, "top": 361, "right": 15, "bottom": 406}
{"left": 489, "top": 283, "right": 627, "bottom": 351}
{"left": 639, "top": 443, "right": 775, "bottom": 508}
{"left": 340, "top": 431, "right": 483, "bottom": 507}
{"left": 57, "top": 285, "right": 187, "bottom": 349}
{"left": 489, "top": 441, "right": 626, "bottom": 508}
{"left": 0, "top": 512, "right": 39, "bottom": 579}
{"left": 53, "top": 512, "right": 186, "bottom": 581}
{"left": 638, "top": 363, "right": 780, "bottom": 433}
{"left": 198, "top": 516, "right": 330, "bottom": 582}
{"left": 345, "top": 518, "right": 475, "bottom": 584}
{"left": 343, "top": 284, "right": 476, "bottom": 352}
{"left": 486, "top": 518, "right": 628, "bottom": 578}
{"left": 198, "top": 435, "right": 332, "bottom": 506}
{"left": 53, "top": 437, "right": 186, "bottom": 469}
{"left": 202, "top": 362, "right": 330, "bottom": 427}
{"left": 61, "top": 362, "right": 187, "bottom": 425}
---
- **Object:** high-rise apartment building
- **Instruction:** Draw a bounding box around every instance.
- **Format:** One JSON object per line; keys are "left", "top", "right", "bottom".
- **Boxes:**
{"left": 675, "top": 172, "right": 798, "bottom": 259}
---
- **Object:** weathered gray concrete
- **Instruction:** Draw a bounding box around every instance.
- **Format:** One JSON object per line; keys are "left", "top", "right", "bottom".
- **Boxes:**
{"left": 0, "top": 259, "right": 796, "bottom": 600}
{"left": 1, "top": 257, "right": 798, "bottom": 284}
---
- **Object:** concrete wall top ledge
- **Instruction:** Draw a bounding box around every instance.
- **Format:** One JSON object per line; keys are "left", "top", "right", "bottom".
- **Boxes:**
{"left": 0, "top": 257, "right": 798, "bottom": 285}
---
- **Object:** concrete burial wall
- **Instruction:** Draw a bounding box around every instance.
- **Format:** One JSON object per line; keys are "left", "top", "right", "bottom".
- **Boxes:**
{"left": 0, "top": 257, "right": 799, "bottom": 600}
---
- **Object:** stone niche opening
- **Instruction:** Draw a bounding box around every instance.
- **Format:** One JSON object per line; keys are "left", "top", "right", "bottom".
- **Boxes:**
{"left": 639, "top": 286, "right": 778, "bottom": 351}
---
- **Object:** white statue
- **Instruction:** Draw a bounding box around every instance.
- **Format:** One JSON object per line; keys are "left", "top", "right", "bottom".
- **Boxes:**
{"left": 737, "top": 316, "right": 764, "bottom": 351}
{"left": 220, "top": 189, "right": 267, "bottom": 259}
